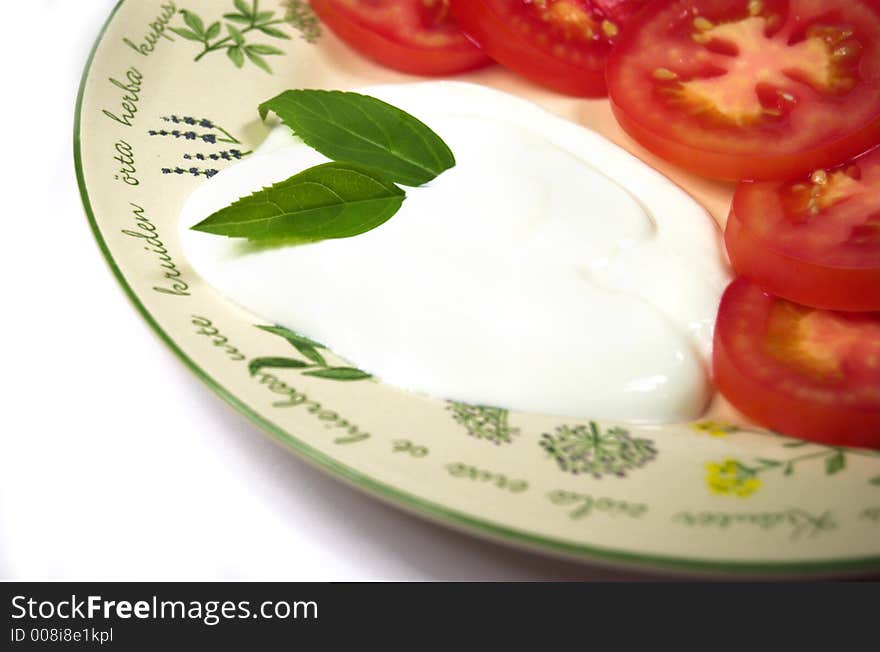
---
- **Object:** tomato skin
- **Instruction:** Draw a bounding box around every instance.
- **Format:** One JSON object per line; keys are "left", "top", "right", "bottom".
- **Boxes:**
{"left": 713, "top": 279, "right": 880, "bottom": 449}
{"left": 450, "top": 0, "right": 612, "bottom": 97}
{"left": 725, "top": 144, "right": 880, "bottom": 312}
{"left": 610, "top": 95, "right": 880, "bottom": 182}
{"left": 714, "top": 324, "right": 880, "bottom": 449}
{"left": 605, "top": 0, "right": 880, "bottom": 181}
{"left": 725, "top": 205, "right": 880, "bottom": 312}
{"left": 310, "top": 0, "right": 492, "bottom": 76}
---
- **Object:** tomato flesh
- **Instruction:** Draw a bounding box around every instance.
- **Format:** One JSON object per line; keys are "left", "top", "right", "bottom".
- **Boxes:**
{"left": 310, "top": 0, "right": 492, "bottom": 75}
{"left": 451, "top": 0, "right": 649, "bottom": 96}
{"left": 713, "top": 278, "right": 880, "bottom": 448}
{"left": 726, "top": 145, "right": 880, "bottom": 311}
{"left": 606, "top": 0, "right": 880, "bottom": 180}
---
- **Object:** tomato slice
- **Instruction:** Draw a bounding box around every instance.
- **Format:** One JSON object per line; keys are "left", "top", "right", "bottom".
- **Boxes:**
{"left": 606, "top": 0, "right": 880, "bottom": 180}
{"left": 309, "top": 0, "right": 492, "bottom": 75}
{"left": 726, "top": 145, "right": 880, "bottom": 311}
{"left": 450, "top": 0, "right": 650, "bottom": 97}
{"left": 713, "top": 278, "right": 880, "bottom": 448}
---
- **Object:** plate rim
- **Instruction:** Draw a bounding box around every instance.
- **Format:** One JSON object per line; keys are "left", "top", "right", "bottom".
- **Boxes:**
{"left": 74, "top": 0, "right": 880, "bottom": 578}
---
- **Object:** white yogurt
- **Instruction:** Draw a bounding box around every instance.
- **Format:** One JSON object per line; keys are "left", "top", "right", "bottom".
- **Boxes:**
{"left": 179, "top": 82, "right": 731, "bottom": 422}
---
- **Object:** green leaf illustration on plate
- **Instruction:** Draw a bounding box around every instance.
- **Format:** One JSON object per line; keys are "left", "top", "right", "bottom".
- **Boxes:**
{"left": 182, "top": 9, "right": 206, "bottom": 37}
{"left": 448, "top": 403, "right": 520, "bottom": 445}
{"left": 255, "top": 324, "right": 371, "bottom": 382}
{"left": 249, "top": 357, "right": 312, "bottom": 375}
{"left": 825, "top": 451, "right": 846, "bottom": 475}
{"left": 540, "top": 422, "right": 658, "bottom": 478}
{"left": 256, "top": 324, "right": 325, "bottom": 362}
{"left": 228, "top": 23, "right": 246, "bottom": 45}
{"left": 169, "top": 27, "right": 203, "bottom": 42}
{"left": 172, "top": 0, "right": 321, "bottom": 73}
{"left": 227, "top": 45, "right": 245, "bottom": 68}
{"left": 244, "top": 46, "right": 274, "bottom": 73}
{"left": 234, "top": 0, "right": 253, "bottom": 18}
{"left": 303, "top": 368, "right": 373, "bottom": 381}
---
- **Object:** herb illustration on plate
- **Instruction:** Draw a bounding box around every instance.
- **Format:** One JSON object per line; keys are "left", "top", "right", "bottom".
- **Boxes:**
{"left": 447, "top": 403, "right": 519, "bottom": 445}
{"left": 170, "top": 0, "right": 321, "bottom": 73}
{"left": 251, "top": 324, "right": 372, "bottom": 381}
{"left": 540, "top": 423, "right": 658, "bottom": 478}
{"left": 150, "top": 114, "right": 250, "bottom": 179}
{"left": 704, "top": 441, "right": 880, "bottom": 498}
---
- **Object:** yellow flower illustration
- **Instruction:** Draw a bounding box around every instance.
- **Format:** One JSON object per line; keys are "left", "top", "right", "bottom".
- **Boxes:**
{"left": 692, "top": 421, "right": 739, "bottom": 437}
{"left": 705, "top": 459, "right": 762, "bottom": 497}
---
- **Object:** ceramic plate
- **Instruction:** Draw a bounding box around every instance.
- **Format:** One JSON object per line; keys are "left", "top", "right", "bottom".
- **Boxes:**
{"left": 75, "top": 0, "right": 880, "bottom": 577}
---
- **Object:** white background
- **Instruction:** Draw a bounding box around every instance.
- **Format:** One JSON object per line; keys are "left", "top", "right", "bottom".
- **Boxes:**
{"left": 0, "top": 0, "right": 662, "bottom": 581}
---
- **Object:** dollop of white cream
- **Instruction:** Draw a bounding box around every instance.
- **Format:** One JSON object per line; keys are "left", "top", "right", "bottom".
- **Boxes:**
{"left": 179, "top": 82, "right": 731, "bottom": 422}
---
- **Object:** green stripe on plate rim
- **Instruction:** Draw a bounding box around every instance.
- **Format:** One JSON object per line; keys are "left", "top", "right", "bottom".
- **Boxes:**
{"left": 74, "top": 0, "right": 880, "bottom": 578}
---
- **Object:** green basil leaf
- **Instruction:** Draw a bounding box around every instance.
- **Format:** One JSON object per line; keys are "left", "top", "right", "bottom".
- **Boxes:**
{"left": 259, "top": 90, "right": 455, "bottom": 187}
{"left": 255, "top": 11, "right": 275, "bottom": 22}
{"left": 191, "top": 162, "right": 405, "bottom": 242}
{"left": 870, "top": 475, "right": 880, "bottom": 486}
{"left": 227, "top": 46, "right": 245, "bottom": 68}
{"left": 249, "top": 357, "right": 311, "bottom": 375}
{"left": 182, "top": 10, "right": 206, "bottom": 37}
{"left": 303, "top": 367, "right": 372, "bottom": 381}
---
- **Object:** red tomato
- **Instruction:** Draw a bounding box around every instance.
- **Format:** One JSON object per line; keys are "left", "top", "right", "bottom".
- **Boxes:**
{"left": 309, "top": 0, "right": 492, "bottom": 75}
{"left": 606, "top": 0, "right": 880, "bottom": 180}
{"left": 726, "top": 146, "right": 880, "bottom": 312}
{"left": 713, "top": 278, "right": 880, "bottom": 448}
{"left": 450, "top": 0, "right": 650, "bottom": 97}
